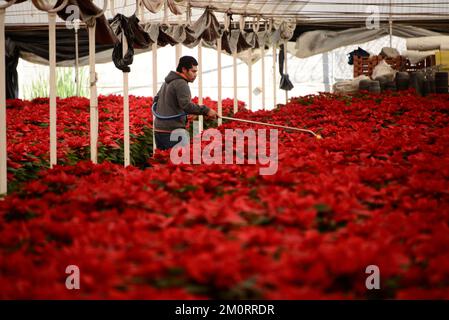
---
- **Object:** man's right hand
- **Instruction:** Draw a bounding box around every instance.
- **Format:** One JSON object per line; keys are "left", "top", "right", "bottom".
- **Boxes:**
{"left": 206, "top": 109, "right": 218, "bottom": 120}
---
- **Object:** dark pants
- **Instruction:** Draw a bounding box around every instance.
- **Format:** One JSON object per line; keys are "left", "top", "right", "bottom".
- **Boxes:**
{"left": 155, "top": 130, "right": 189, "bottom": 150}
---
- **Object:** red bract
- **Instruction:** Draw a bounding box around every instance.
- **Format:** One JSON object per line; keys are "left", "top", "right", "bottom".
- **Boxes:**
{"left": 1, "top": 91, "right": 449, "bottom": 299}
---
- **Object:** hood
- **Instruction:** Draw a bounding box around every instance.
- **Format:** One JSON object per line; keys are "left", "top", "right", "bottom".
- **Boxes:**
{"left": 165, "top": 71, "right": 185, "bottom": 84}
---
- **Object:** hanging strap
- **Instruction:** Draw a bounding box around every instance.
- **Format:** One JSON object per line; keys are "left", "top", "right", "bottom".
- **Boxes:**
{"left": 152, "top": 102, "right": 187, "bottom": 120}
{"left": 279, "top": 43, "right": 285, "bottom": 76}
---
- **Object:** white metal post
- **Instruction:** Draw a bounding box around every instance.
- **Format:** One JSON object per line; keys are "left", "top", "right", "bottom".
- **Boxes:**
{"left": 198, "top": 41, "right": 203, "bottom": 133}
{"left": 0, "top": 9, "right": 6, "bottom": 195}
{"left": 284, "top": 41, "right": 288, "bottom": 104}
{"left": 261, "top": 46, "right": 266, "bottom": 110}
{"left": 248, "top": 49, "right": 252, "bottom": 111}
{"left": 49, "top": 12, "right": 57, "bottom": 168}
{"left": 176, "top": 43, "right": 182, "bottom": 65}
{"left": 389, "top": 0, "right": 393, "bottom": 47}
{"left": 272, "top": 44, "right": 277, "bottom": 108}
{"left": 152, "top": 42, "right": 157, "bottom": 154}
{"left": 28, "top": 0, "right": 69, "bottom": 171}
{"left": 217, "top": 36, "right": 222, "bottom": 126}
{"left": 123, "top": 33, "right": 130, "bottom": 167}
{"left": 0, "top": 0, "right": 17, "bottom": 196}
{"left": 137, "top": 0, "right": 144, "bottom": 21}
{"left": 233, "top": 53, "right": 237, "bottom": 114}
{"left": 75, "top": 27, "right": 80, "bottom": 97}
{"left": 89, "top": 24, "right": 98, "bottom": 164}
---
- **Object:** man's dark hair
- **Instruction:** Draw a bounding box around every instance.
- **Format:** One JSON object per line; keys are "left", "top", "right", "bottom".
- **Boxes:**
{"left": 176, "top": 56, "right": 198, "bottom": 73}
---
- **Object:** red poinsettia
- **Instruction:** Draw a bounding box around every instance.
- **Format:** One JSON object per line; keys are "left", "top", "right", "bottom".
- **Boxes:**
{"left": 1, "top": 90, "right": 449, "bottom": 299}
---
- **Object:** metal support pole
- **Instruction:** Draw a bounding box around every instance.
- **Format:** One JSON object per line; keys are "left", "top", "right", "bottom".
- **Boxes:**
{"left": 217, "top": 36, "right": 222, "bottom": 126}
{"left": 88, "top": 24, "right": 98, "bottom": 163}
{"left": 284, "top": 41, "right": 288, "bottom": 104}
{"left": 261, "top": 46, "right": 266, "bottom": 110}
{"left": 176, "top": 43, "right": 182, "bottom": 65}
{"left": 272, "top": 44, "right": 277, "bottom": 108}
{"left": 389, "top": 0, "right": 393, "bottom": 47}
{"left": 0, "top": 9, "right": 6, "bottom": 195}
{"left": 123, "top": 33, "right": 130, "bottom": 167}
{"left": 233, "top": 53, "right": 238, "bottom": 114}
{"left": 49, "top": 12, "right": 57, "bottom": 168}
{"left": 75, "top": 27, "right": 80, "bottom": 96}
{"left": 248, "top": 49, "right": 252, "bottom": 111}
{"left": 198, "top": 41, "right": 204, "bottom": 133}
{"left": 152, "top": 43, "right": 157, "bottom": 155}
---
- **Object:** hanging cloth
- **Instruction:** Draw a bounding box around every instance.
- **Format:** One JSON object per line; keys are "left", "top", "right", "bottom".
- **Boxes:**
{"left": 279, "top": 43, "right": 294, "bottom": 91}
{"left": 111, "top": 14, "right": 150, "bottom": 72}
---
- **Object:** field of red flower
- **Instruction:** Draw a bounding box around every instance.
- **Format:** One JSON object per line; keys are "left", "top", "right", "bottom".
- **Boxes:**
{"left": 5, "top": 95, "right": 242, "bottom": 191}
{"left": 1, "top": 90, "right": 449, "bottom": 299}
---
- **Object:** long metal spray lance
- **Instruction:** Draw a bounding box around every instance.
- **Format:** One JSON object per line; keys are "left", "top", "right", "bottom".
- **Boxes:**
{"left": 218, "top": 115, "right": 322, "bottom": 139}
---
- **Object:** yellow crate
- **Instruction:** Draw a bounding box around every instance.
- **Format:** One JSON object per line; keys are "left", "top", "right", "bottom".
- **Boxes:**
{"left": 435, "top": 50, "right": 449, "bottom": 71}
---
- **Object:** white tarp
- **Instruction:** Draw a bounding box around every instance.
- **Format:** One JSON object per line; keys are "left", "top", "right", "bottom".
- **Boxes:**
{"left": 293, "top": 25, "right": 441, "bottom": 59}
{"left": 407, "top": 36, "right": 449, "bottom": 51}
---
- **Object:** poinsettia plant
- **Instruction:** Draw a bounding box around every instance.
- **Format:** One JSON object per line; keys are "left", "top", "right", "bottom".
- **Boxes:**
{"left": 1, "top": 90, "right": 448, "bottom": 299}
{"left": 5, "top": 95, "right": 242, "bottom": 191}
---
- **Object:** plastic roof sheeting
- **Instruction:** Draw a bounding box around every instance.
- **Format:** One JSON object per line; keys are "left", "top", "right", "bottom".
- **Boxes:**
{"left": 4, "top": 1, "right": 449, "bottom": 25}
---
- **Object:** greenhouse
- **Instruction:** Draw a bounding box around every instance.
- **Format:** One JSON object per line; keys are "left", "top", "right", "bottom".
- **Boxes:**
{"left": 0, "top": 0, "right": 449, "bottom": 302}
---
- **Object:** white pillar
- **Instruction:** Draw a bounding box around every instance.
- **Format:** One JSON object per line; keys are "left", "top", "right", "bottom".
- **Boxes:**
{"left": 248, "top": 49, "right": 252, "bottom": 111}
{"left": 198, "top": 41, "right": 203, "bottom": 133}
{"left": 49, "top": 12, "right": 57, "bottom": 168}
{"left": 152, "top": 43, "right": 157, "bottom": 154}
{"left": 284, "top": 41, "right": 288, "bottom": 104}
{"left": 233, "top": 53, "right": 237, "bottom": 114}
{"left": 217, "top": 36, "right": 222, "bottom": 126}
{"left": 123, "top": 33, "right": 130, "bottom": 167}
{"left": 272, "top": 45, "right": 277, "bottom": 108}
{"left": 88, "top": 24, "right": 98, "bottom": 164}
{"left": 152, "top": 44, "right": 158, "bottom": 96}
{"left": 176, "top": 43, "right": 182, "bottom": 65}
{"left": 137, "top": 0, "right": 144, "bottom": 21}
{"left": 75, "top": 28, "right": 80, "bottom": 97}
{"left": 0, "top": 9, "right": 6, "bottom": 195}
{"left": 389, "top": 0, "right": 393, "bottom": 48}
{"left": 261, "top": 46, "right": 266, "bottom": 110}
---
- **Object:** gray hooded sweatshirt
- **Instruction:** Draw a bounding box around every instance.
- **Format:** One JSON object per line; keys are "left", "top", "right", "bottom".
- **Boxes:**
{"left": 153, "top": 71, "right": 210, "bottom": 131}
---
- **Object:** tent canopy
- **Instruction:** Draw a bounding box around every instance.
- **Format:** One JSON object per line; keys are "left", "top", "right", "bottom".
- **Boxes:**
{"left": 3, "top": 1, "right": 449, "bottom": 65}
{"left": 4, "top": 1, "right": 449, "bottom": 25}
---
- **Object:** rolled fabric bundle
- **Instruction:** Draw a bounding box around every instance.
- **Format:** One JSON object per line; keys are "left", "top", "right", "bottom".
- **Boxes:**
{"left": 435, "top": 72, "right": 449, "bottom": 94}
{"left": 368, "top": 80, "right": 381, "bottom": 94}
{"left": 410, "top": 72, "right": 425, "bottom": 96}
{"left": 396, "top": 72, "right": 410, "bottom": 91}
{"left": 430, "top": 79, "right": 436, "bottom": 93}
{"left": 402, "top": 50, "right": 436, "bottom": 64}
{"left": 359, "top": 79, "right": 372, "bottom": 91}
{"left": 375, "top": 75, "right": 389, "bottom": 91}
{"left": 422, "top": 79, "right": 431, "bottom": 97}
{"left": 406, "top": 36, "right": 449, "bottom": 51}
{"left": 385, "top": 81, "right": 397, "bottom": 92}
{"left": 440, "top": 43, "right": 449, "bottom": 50}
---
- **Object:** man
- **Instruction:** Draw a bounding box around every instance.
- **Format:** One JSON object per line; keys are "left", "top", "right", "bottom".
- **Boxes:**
{"left": 153, "top": 56, "right": 217, "bottom": 150}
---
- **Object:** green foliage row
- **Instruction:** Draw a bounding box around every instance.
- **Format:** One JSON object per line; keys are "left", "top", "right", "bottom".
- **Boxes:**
{"left": 23, "top": 67, "right": 89, "bottom": 100}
